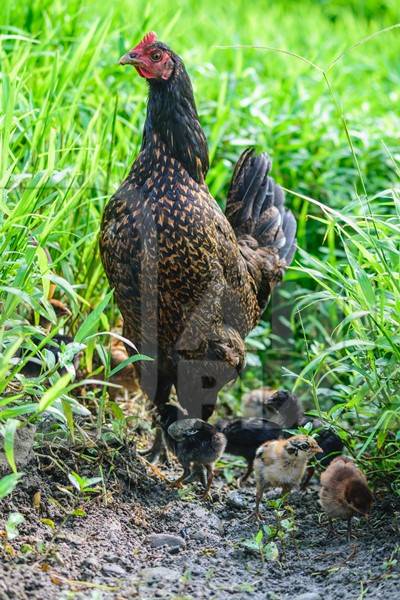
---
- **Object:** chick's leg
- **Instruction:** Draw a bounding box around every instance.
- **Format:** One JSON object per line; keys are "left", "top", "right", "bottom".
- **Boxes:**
{"left": 202, "top": 464, "right": 214, "bottom": 500}
{"left": 300, "top": 466, "right": 314, "bottom": 490}
{"left": 254, "top": 482, "right": 265, "bottom": 520}
{"left": 170, "top": 463, "right": 191, "bottom": 488}
{"left": 346, "top": 517, "right": 353, "bottom": 543}
{"left": 237, "top": 459, "right": 254, "bottom": 488}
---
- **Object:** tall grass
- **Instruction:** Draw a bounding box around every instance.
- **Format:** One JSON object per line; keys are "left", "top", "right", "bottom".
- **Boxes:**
{"left": 0, "top": 0, "right": 399, "bottom": 492}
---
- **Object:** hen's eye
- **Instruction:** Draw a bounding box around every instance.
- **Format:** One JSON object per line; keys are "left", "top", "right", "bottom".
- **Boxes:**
{"left": 151, "top": 51, "right": 162, "bottom": 62}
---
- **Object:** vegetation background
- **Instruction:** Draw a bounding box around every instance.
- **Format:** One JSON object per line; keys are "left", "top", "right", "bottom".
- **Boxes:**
{"left": 0, "top": 0, "right": 399, "bottom": 497}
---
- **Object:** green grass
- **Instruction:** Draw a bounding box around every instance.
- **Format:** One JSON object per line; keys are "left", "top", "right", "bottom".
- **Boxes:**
{"left": 0, "top": 0, "right": 399, "bottom": 491}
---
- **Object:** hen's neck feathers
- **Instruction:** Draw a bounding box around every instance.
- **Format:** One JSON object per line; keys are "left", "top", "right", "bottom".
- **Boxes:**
{"left": 140, "top": 58, "right": 209, "bottom": 184}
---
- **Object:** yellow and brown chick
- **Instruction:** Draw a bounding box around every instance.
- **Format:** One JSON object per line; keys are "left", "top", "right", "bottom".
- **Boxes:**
{"left": 319, "top": 456, "right": 373, "bottom": 542}
{"left": 253, "top": 435, "right": 322, "bottom": 519}
{"left": 243, "top": 387, "right": 344, "bottom": 487}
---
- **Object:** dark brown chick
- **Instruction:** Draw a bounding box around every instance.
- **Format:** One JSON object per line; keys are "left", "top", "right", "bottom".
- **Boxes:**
{"left": 243, "top": 388, "right": 303, "bottom": 427}
{"left": 253, "top": 435, "right": 322, "bottom": 519}
{"left": 319, "top": 456, "right": 373, "bottom": 542}
{"left": 167, "top": 418, "right": 226, "bottom": 497}
{"left": 100, "top": 32, "right": 296, "bottom": 467}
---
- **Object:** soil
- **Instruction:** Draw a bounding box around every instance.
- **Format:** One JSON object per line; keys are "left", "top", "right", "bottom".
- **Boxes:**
{"left": 0, "top": 439, "right": 399, "bottom": 600}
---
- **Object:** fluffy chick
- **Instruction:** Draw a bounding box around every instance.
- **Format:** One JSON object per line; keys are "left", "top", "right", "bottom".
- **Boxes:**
{"left": 216, "top": 417, "right": 283, "bottom": 486}
{"left": 167, "top": 418, "right": 226, "bottom": 497}
{"left": 319, "top": 456, "right": 373, "bottom": 542}
{"left": 301, "top": 424, "right": 344, "bottom": 489}
{"left": 243, "top": 387, "right": 303, "bottom": 428}
{"left": 253, "top": 435, "right": 322, "bottom": 519}
{"left": 243, "top": 388, "right": 343, "bottom": 487}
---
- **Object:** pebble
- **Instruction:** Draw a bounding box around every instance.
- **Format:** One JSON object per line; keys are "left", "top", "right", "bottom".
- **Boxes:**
{"left": 227, "top": 491, "right": 247, "bottom": 510}
{"left": 139, "top": 566, "right": 181, "bottom": 584}
{"left": 55, "top": 532, "right": 84, "bottom": 547}
{"left": 146, "top": 533, "right": 185, "bottom": 550}
{"left": 295, "top": 593, "right": 322, "bottom": 600}
{"left": 101, "top": 563, "right": 127, "bottom": 578}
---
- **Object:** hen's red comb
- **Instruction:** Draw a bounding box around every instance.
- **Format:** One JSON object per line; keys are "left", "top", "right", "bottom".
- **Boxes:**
{"left": 133, "top": 31, "right": 158, "bottom": 52}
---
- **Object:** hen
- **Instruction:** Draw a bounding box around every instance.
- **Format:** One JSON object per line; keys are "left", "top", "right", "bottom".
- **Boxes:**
{"left": 100, "top": 32, "right": 296, "bottom": 465}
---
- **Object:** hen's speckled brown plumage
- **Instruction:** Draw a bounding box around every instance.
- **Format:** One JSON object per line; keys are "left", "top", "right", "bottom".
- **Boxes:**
{"left": 100, "top": 36, "right": 296, "bottom": 438}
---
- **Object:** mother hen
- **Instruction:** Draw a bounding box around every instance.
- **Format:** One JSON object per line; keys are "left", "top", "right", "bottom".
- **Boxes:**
{"left": 100, "top": 32, "right": 296, "bottom": 461}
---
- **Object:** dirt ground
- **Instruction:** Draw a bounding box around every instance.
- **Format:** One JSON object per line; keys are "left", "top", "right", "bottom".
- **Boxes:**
{"left": 0, "top": 441, "right": 399, "bottom": 600}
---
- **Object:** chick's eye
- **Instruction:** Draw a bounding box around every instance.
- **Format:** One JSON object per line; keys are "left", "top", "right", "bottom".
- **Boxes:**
{"left": 151, "top": 51, "right": 162, "bottom": 62}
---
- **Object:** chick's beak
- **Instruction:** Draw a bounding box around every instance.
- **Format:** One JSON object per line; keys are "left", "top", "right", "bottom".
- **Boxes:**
{"left": 315, "top": 445, "right": 323, "bottom": 453}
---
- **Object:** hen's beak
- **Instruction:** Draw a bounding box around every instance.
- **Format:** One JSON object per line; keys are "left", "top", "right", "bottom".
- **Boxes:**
{"left": 119, "top": 52, "right": 140, "bottom": 66}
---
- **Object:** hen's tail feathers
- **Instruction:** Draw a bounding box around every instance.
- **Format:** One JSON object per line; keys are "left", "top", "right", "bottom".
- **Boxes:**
{"left": 226, "top": 148, "right": 297, "bottom": 266}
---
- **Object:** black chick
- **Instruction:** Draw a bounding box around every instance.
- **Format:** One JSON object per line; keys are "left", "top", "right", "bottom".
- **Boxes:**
{"left": 301, "top": 423, "right": 344, "bottom": 489}
{"left": 167, "top": 418, "right": 226, "bottom": 497}
{"left": 216, "top": 417, "right": 283, "bottom": 486}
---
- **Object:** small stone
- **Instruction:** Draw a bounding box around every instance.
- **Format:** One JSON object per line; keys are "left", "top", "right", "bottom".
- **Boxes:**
{"left": 82, "top": 556, "right": 98, "bottom": 569}
{"left": 227, "top": 491, "right": 247, "bottom": 509}
{"left": 146, "top": 533, "right": 185, "bottom": 550}
{"left": 139, "top": 566, "right": 181, "bottom": 584}
{"left": 192, "top": 530, "right": 206, "bottom": 542}
{"left": 295, "top": 593, "right": 322, "bottom": 600}
{"left": 101, "top": 563, "right": 127, "bottom": 578}
{"left": 56, "top": 532, "right": 83, "bottom": 546}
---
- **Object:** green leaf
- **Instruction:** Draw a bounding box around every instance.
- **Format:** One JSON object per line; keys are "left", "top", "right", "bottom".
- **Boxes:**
{"left": 1, "top": 418, "right": 20, "bottom": 473}
{"left": 68, "top": 471, "right": 84, "bottom": 491}
{"left": 6, "top": 512, "right": 25, "bottom": 540}
{"left": 74, "top": 290, "right": 113, "bottom": 343}
{"left": 263, "top": 541, "right": 279, "bottom": 561}
{"left": 0, "top": 472, "right": 24, "bottom": 500}
{"left": 108, "top": 353, "right": 153, "bottom": 377}
{"left": 40, "top": 518, "right": 56, "bottom": 529}
{"left": 255, "top": 529, "right": 263, "bottom": 545}
{"left": 37, "top": 374, "right": 72, "bottom": 413}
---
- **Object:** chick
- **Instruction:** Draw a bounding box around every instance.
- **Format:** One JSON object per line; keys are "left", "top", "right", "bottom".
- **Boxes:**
{"left": 253, "top": 435, "right": 322, "bottom": 518}
{"left": 167, "top": 418, "right": 226, "bottom": 497}
{"left": 216, "top": 418, "right": 283, "bottom": 486}
{"left": 243, "top": 388, "right": 303, "bottom": 427}
{"left": 243, "top": 388, "right": 343, "bottom": 487}
{"left": 319, "top": 456, "right": 373, "bottom": 542}
{"left": 301, "top": 425, "right": 344, "bottom": 489}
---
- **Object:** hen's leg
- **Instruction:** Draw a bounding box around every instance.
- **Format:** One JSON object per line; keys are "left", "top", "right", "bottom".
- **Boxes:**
{"left": 139, "top": 426, "right": 165, "bottom": 464}
{"left": 140, "top": 375, "right": 173, "bottom": 464}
